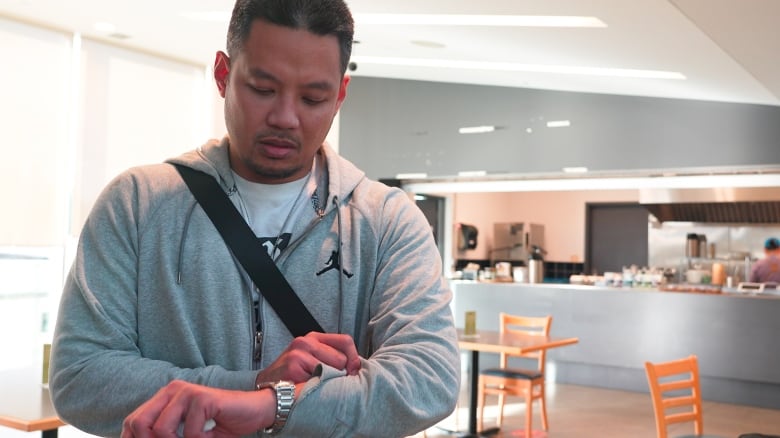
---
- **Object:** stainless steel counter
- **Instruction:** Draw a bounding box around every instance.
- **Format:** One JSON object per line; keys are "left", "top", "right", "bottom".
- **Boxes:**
{"left": 450, "top": 280, "right": 780, "bottom": 409}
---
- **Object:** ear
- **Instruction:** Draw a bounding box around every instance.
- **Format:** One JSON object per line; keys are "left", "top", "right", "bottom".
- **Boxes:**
{"left": 214, "top": 51, "right": 230, "bottom": 97}
{"left": 335, "top": 75, "right": 350, "bottom": 112}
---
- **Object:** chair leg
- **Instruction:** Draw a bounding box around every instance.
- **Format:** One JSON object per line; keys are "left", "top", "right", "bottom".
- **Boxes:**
{"left": 540, "top": 382, "right": 548, "bottom": 431}
{"left": 477, "top": 379, "right": 485, "bottom": 432}
{"left": 496, "top": 393, "right": 505, "bottom": 426}
{"left": 525, "top": 391, "right": 533, "bottom": 438}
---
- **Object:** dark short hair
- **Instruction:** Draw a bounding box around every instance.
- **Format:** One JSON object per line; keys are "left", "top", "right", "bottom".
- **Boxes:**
{"left": 226, "top": 0, "right": 354, "bottom": 75}
{"left": 766, "top": 237, "right": 780, "bottom": 250}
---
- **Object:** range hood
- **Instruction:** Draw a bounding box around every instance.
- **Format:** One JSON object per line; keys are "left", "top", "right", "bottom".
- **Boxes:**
{"left": 639, "top": 187, "right": 780, "bottom": 223}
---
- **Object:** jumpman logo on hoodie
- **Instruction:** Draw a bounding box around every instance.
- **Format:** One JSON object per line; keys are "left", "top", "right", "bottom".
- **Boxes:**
{"left": 316, "top": 250, "right": 353, "bottom": 278}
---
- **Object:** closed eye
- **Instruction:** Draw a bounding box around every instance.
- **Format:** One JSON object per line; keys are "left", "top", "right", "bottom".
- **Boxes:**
{"left": 249, "top": 85, "right": 274, "bottom": 96}
{"left": 303, "top": 97, "right": 326, "bottom": 106}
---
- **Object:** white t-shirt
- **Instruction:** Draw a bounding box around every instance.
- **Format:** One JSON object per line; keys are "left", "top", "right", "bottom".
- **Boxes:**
{"left": 231, "top": 162, "right": 319, "bottom": 260}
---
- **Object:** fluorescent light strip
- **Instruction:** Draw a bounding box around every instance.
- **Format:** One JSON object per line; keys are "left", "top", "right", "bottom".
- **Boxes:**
{"left": 458, "top": 170, "right": 488, "bottom": 177}
{"left": 547, "top": 120, "right": 571, "bottom": 128}
{"left": 563, "top": 167, "right": 588, "bottom": 173}
{"left": 353, "top": 56, "right": 686, "bottom": 80}
{"left": 354, "top": 14, "right": 606, "bottom": 28}
{"left": 459, "top": 125, "right": 495, "bottom": 134}
{"left": 403, "top": 174, "right": 780, "bottom": 193}
{"left": 395, "top": 172, "right": 428, "bottom": 179}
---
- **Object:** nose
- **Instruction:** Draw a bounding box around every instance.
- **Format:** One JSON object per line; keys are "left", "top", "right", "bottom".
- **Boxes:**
{"left": 267, "top": 96, "right": 300, "bottom": 130}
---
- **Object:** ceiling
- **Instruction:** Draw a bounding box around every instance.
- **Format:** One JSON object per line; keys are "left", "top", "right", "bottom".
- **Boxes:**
{"left": 2, "top": 0, "right": 779, "bottom": 106}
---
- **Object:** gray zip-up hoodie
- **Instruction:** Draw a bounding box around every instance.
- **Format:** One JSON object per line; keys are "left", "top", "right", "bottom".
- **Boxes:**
{"left": 49, "top": 138, "right": 460, "bottom": 437}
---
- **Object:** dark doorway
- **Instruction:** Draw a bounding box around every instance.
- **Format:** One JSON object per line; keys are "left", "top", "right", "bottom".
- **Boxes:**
{"left": 415, "top": 195, "right": 446, "bottom": 261}
{"left": 379, "top": 178, "right": 445, "bottom": 261}
{"left": 585, "top": 203, "right": 649, "bottom": 275}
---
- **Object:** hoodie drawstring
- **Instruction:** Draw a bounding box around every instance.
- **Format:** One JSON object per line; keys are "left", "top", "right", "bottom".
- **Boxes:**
{"left": 176, "top": 202, "right": 198, "bottom": 284}
{"left": 333, "top": 195, "right": 344, "bottom": 334}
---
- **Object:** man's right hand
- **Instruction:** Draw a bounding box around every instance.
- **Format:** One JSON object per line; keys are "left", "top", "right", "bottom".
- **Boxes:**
{"left": 256, "top": 332, "right": 361, "bottom": 384}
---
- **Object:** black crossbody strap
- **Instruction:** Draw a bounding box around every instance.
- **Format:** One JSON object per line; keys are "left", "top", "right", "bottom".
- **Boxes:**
{"left": 174, "top": 164, "right": 324, "bottom": 337}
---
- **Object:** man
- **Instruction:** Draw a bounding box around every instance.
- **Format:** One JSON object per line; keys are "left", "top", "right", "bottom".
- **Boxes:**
{"left": 49, "top": 0, "right": 460, "bottom": 436}
{"left": 749, "top": 237, "right": 780, "bottom": 284}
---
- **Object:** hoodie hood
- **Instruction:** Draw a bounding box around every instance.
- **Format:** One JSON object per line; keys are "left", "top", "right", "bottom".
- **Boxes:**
{"left": 165, "top": 136, "right": 366, "bottom": 216}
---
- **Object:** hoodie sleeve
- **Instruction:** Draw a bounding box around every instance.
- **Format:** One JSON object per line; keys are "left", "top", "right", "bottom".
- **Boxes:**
{"left": 282, "top": 184, "right": 461, "bottom": 437}
{"left": 48, "top": 168, "right": 258, "bottom": 437}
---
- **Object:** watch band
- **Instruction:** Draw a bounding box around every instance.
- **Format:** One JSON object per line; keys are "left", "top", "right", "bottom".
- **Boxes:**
{"left": 256, "top": 380, "right": 295, "bottom": 434}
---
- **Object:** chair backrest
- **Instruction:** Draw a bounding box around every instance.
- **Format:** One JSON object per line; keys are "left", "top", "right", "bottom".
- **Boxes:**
{"left": 644, "top": 355, "right": 704, "bottom": 438}
{"left": 498, "top": 313, "right": 552, "bottom": 371}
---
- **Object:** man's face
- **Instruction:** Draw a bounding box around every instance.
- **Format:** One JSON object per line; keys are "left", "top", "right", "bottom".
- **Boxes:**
{"left": 214, "top": 20, "right": 349, "bottom": 184}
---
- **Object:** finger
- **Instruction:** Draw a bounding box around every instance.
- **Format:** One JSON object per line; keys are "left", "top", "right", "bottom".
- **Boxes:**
{"left": 306, "top": 333, "right": 361, "bottom": 373}
{"left": 123, "top": 383, "right": 180, "bottom": 437}
{"left": 175, "top": 389, "right": 216, "bottom": 438}
{"left": 290, "top": 335, "right": 349, "bottom": 371}
{"left": 178, "top": 418, "right": 216, "bottom": 438}
{"left": 153, "top": 384, "right": 196, "bottom": 437}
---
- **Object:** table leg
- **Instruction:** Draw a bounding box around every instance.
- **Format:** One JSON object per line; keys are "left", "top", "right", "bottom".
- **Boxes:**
{"left": 436, "top": 348, "right": 500, "bottom": 437}
{"left": 468, "top": 350, "right": 478, "bottom": 434}
{"left": 462, "top": 351, "right": 499, "bottom": 437}
{"left": 42, "top": 428, "right": 58, "bottom": 438}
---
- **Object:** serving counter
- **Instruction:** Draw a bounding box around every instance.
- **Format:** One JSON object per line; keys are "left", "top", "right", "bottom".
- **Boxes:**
{"left": 450, "top": 281, "right": 780, "bottom": 409}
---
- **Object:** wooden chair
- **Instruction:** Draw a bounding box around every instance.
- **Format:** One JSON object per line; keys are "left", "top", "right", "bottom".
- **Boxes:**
{"left": 644, "top": 355, "right": 725, "bottom": 438}
{"left": 477, "top": 313, "right": 552, "bottom": 438}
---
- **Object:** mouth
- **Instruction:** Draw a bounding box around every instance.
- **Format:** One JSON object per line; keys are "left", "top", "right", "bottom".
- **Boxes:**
{"left": 257, "top": 136, "right": 298, "bottom": 159}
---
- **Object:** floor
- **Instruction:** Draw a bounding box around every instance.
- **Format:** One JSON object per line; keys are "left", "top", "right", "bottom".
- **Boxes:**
{"left": 1, "top": 382, "right": 777, "bottom": 438}
{"left": 417, "top": 383, "right": 780, "bottom": 438}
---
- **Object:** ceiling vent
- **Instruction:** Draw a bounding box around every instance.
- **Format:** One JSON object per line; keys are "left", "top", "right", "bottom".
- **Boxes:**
{"left": 639, "top": 187, "right": 780, "bottom": 223}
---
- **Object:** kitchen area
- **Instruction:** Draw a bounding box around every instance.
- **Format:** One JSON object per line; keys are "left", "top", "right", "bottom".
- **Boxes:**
{"left": 338, "top": 76, "right": 780, "bottom": 413}
{"left": 391, "top": 179, "right": 780, "bottom": 411}
{"left": 435, "top": 185, "right": 780, "bottom": 293}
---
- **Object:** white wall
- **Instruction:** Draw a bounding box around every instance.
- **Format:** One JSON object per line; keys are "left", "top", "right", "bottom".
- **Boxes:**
{"left": 0, "top": 17, "right": 218, "bottom": 380}
{"left": 0, "top": 17, "right": 72, "bottom": 246}
{"left": 69, "top": 38, "right": 211, "bottom": 234}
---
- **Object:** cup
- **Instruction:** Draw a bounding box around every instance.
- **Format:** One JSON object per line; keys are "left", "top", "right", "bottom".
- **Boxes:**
{"left": 495, "top": 262, "right": 512, "bottom": 278}
{"left": 42, "top": 343, "right": 51, "bottom": 386}
{"left": 513, "top": 266, "right": 527, "bottom": 283}
{"left": 464, "top": 311, "right": 477, "bottom": 336}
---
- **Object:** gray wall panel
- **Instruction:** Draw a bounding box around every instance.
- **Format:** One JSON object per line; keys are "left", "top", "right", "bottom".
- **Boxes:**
{"left": 340, "top": 77, "right": 780, "bottom": 180}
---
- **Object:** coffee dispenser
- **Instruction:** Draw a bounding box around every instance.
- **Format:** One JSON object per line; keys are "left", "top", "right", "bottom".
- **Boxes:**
{"left": 528, "top": 245, "right": 546, "bottom": 283}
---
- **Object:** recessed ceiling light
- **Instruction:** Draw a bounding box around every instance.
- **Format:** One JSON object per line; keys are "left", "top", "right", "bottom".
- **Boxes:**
{"left": 352, "top": 56, "right": 686, "bottom": 80}
{"left": 547, "top": 120, "right": 571, "bottom": 128}
{"left": 354, "top": 14, "right": 606, "bottom": 28}
{"left": 459, "top": 125, "right": 496, "bottom": 134}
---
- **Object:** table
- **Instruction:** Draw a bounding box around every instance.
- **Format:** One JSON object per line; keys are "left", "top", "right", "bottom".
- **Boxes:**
{"left": 0, "top": 367, "right": 66, "bottom": 438}
{"left": 457, "top": 328, "right": 579, "bottom": 437}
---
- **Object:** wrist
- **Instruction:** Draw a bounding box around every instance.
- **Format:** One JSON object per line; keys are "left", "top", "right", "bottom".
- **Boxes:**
{"left": 256, "top": 380, "right": 296, "bottom": 434}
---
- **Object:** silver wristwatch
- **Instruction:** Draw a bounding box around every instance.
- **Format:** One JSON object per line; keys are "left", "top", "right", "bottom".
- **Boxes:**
{"left": 256, "top": 380, "right": 295, "bottom": 434}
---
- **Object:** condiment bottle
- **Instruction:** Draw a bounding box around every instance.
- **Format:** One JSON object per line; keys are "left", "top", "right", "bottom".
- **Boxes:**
{"left": 711, "top": 263, "right": 725, "bottom": 286}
